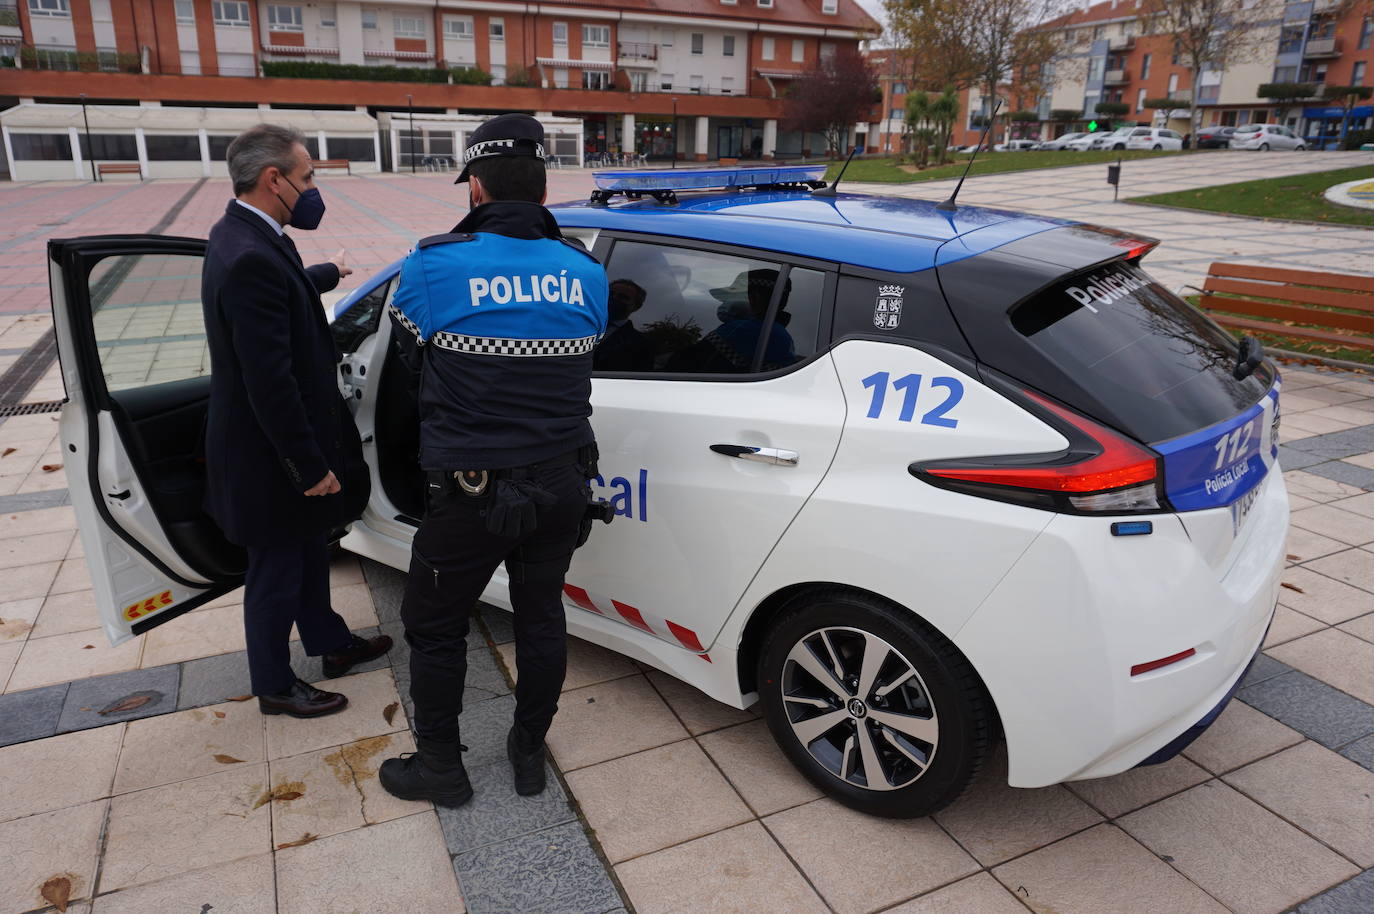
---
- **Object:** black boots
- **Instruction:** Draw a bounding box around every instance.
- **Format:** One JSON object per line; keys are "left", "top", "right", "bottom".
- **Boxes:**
{"left": 508, "top": 724, "right": 547, "bottom": 796}
{"left": 379, "top": 736, "right": 473, "bottom": 808}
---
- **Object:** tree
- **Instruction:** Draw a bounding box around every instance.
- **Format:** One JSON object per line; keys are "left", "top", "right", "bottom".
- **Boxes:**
{"left": 1050, "top": 109, "right": 1082, "bottom": 123}
{"left": 1324, "top": 85, "right": 1374, "bottom": 145}
{"left": 905, "top": 86, "right": 962, "bottom": 165}
{"left": 782, "top": 49, "right": 878, "bottom": 158}
{"left": 1140, "top": 0, "right": 1272, "bottom": 141}
{"left": 1144, "top": 96, "right": 1189, "bottom": 124}
{"left": 1257, "top": 82, "right": 1319, "bottom": 125}
{"left": 1095, "top": 101, "right": 1130, "bottom": 117}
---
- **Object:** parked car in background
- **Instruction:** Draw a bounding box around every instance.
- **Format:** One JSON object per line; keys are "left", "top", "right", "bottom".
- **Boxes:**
{"left": 1063, "top": 133, "right": 1102, "bottom": 151}
{"left": 994, "top": 140, "right": 1041, "bottom": 152}
{"left": 1123, "top": 127, "right": 1185, "bottom": 151}
{"left": 1038, "top": 132, "right": 1088, "bottom": 151}
{"left": 1195, "top": 126, "right": 1236, "bottom": 149}
{"left": 1230, "top": 124, "right": 1307, "bottom": 150}
{"left": 1090, "top": 127, "right": 1138, "bottom": 150}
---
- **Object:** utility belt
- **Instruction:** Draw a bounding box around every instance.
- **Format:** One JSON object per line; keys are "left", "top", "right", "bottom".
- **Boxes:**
{"left": 425, "top": 443, "right": 614, "bottom": 541}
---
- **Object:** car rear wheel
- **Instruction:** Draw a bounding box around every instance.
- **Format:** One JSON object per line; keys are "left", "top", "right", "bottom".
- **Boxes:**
{"left": 757, "top": 590, "right": 996, "bottom": 818}
{"left": 1259, "top": 143, "right": 1269, "bottom": 150}
{"left": 1296, "top": 144, "right": 1306, "bottom": 151}
{"left": 1113, "top": 143, "right": 1125, "bottom": 150}
{"left": 1152, "top": 144, "right": 1162, "bottom": 150}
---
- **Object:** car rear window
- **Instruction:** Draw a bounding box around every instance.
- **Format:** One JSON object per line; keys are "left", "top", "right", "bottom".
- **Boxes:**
{"left": 1236, "top": 125, "right": 1261, "bottom": 133}
{"left": 1008, "top": 261, "right": 1273, "bottom": 443}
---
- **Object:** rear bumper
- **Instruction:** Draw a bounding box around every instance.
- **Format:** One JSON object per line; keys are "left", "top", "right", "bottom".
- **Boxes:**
{"left": 954, "top": 467, "right": 1288, "bottom": 787}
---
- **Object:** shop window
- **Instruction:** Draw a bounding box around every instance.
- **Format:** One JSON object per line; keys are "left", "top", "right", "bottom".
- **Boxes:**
{"left": 207, "top": 135, "right": 236, "bottom": 159}
{"left": 11, "top": 133, "right": 72, "bottom": 160}
{"left": 79, "top": 134, "right": 139, "bottom": 160}
{"left": 326, "top": 137, "right": 375, "bottom": 161}
{"left": 145, "top": 135, "right": 202, "bottom": 161}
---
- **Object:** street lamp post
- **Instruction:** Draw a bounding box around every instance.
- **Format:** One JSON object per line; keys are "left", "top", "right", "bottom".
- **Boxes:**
{"left": 79, "top": 92, "right": 96, "bottom": 182}
{"left": 406, "top": 93, "right": 416, "bottom": 174}
{"left": 670, "top": 96, "right": 678, "bottom": 168}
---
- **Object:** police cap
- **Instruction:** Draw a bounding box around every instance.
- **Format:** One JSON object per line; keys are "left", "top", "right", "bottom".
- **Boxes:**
{"left": 455, "top": 113, "right": 546, "bottom": 184}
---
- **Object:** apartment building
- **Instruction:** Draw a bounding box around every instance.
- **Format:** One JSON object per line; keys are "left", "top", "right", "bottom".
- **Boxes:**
{"left": 0, "top": 0, "right": 879, "bottom": 178}
{"left": 1030, "top": 0, "right": 1371, "bottom": 144}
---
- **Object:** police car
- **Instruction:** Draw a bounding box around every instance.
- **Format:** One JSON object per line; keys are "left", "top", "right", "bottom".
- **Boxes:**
{"left": 48, "top": 164, "right": 1286, "bottom": 818}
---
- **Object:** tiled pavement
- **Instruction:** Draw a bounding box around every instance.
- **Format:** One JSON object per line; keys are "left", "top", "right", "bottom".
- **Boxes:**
{"left": 3, "top": 160, "right": 1374, "bottom": 912}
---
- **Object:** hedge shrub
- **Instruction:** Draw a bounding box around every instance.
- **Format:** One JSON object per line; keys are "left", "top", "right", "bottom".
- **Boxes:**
{"left": 261, "top": 60, "right": 492, "bottom": 85}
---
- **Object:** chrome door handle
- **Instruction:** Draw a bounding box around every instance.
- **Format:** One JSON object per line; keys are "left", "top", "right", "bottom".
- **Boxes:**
{"left": 710, "top": 444, "right": 799, "bottom": 466}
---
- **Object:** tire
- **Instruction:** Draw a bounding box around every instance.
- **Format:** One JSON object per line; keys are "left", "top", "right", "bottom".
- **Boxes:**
{"left": 1296, "top": 144, "right": 1306, "bottom": 151}
{"left": 1152, "top": 144, "right": 1162, "bottom": 150}
{"left": 1259, "top": 143, "right": 1269, "bottom": 151}
{"left": 756, "top": 589, "right": 996, "bottom": 818}
{"left": 1113, "top": 143, "right": 1125, "bottom": 150}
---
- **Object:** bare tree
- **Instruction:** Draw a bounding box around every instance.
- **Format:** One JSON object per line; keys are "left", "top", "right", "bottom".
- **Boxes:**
{"left": 1140, "top": 0, "right": 1276, "bottom": 140}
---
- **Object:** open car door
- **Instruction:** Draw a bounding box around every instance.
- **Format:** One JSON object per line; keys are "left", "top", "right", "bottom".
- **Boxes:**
{"left": 50, "top": 236, "right": 247, "bottom": 645}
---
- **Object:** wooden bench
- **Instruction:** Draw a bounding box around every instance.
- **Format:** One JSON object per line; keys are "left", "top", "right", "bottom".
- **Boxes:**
{"left": 314, "top": 158, "right": 352, "bottom": 174}
{"left": 96, "top": 162, "right": 142, "bottom": 181}
{"left": 1199, "top": 262, "right": 1374, "bottom": 351}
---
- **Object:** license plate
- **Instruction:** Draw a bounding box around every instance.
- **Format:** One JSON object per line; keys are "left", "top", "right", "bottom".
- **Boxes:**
{"left": 1231, "top": 483, "right": 1262, "bottom": 536}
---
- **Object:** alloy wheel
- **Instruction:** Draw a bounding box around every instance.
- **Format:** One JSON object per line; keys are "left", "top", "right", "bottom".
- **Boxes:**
{"left": 780, "top": 627, "right": 938, "bottom": 791}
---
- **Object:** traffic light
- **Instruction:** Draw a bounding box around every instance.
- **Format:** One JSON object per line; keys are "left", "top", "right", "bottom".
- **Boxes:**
{"left": 1088, "top": 120, "right": 1099, "bottom": 132}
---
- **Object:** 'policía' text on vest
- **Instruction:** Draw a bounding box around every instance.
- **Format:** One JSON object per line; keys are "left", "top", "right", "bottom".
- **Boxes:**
{"left": 469, "top": 271, "right": 587, "bottom": 308}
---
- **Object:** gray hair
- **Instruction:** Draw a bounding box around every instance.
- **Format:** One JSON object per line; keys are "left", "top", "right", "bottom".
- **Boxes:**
{"left": 227, "top": 124, "right": 306, "bottom": 196}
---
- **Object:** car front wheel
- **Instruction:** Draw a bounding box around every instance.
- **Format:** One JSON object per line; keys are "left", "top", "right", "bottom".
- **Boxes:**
{"left": 1296, "top": 144, "right": 1306, "bottom": 151}
{"left": 1113, "top": 143, "right": 1125, "bottom": 150}
{"left": 1152, "top": 144, "right": 1162, "bottom": 150}
{"left": 757, "top": 590, "right": 996, "bottom": 818}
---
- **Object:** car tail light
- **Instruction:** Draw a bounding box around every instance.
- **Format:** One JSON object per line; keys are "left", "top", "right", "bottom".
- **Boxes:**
{"left": 910, "top": 390, "right": 1167, "bottom": 515}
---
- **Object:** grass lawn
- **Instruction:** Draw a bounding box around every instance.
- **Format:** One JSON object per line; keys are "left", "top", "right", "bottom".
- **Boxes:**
{"left": 1130, "top": 164, "right": 1374, "bottom": 227}
{"left": 822, "top": 149, "right": 1186, "bottom": 184}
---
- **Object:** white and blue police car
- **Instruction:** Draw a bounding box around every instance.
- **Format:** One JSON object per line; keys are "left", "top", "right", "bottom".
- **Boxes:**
{"left": 48, "top": 164, "right": 1287, "bottom": 818}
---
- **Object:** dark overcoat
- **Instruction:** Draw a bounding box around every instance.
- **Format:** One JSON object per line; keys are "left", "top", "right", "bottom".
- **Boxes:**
{"left": 201, "top": 201, "right": 367, "bottom": 546}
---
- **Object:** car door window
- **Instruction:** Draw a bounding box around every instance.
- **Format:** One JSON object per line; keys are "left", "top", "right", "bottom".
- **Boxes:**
{"left": 1132, "top": 129, "right": 1150, "bottom": 137}
{"left": 88, "top": 252, "right": 208, "bottom": 391}
{"left": 596, "top": 239, "right": 825, "bottom": 375}
{"left": 332, "top": 276, "right": 395, "bottom": 354}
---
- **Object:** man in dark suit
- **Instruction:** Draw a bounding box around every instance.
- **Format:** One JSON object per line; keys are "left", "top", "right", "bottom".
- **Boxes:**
{"left": 202, "top": 124, "right": 391, "bottom": 718}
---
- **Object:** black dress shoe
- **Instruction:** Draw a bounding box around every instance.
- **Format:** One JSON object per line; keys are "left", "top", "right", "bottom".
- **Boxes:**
{"left": 322, "top": 633, "right": 394, "bottom": 679}
{"left": 258, "top": 678, "right": 348, "bottom": 718}
{"left": 508, "top": 725, "right": 547, "bottom": 796}
{"left": 379, "top": 736, "right": 474, "bottom": 808}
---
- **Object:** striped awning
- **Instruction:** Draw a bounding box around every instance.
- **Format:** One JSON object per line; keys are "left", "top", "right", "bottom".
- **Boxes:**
{"left": 536, "top": 57, "right": 615, "bottom": 71}
{"left": 364, "top": 49, "right": 433, "bottom": 60}
{"left": 263, "top": 44, "right": 339, "bottom": 56}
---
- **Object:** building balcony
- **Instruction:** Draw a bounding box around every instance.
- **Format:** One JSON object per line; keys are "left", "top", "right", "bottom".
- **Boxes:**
{"left": 1107, "top": 35, "right": 1134, "bottom": 51}
{"left": 1312, "top": 0, "right": 1340, "bottom": 12}
{"left": 1304, "top": 38, "right": 1340, "bottom": 57}
{"left": 1103, "top": 68, "right": 1129, "bottom": 85}
{"left": 1170, "top": 87, "right": 1192, "bottom": 103}
{"left": 617, "top": 41, "right": 657, "bottom": 61}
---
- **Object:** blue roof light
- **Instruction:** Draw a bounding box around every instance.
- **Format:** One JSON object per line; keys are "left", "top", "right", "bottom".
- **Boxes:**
{"left": 591, "top": 164, "right": 827, "bottom": 194}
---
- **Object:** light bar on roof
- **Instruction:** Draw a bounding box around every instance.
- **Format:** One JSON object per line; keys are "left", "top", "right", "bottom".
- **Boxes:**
{"left": 591, "top": 164, "right": 828, "bottom": 192}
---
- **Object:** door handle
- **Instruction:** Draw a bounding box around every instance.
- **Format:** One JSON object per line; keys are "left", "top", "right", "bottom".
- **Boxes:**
{"left": 710, "top": 444, "right": 799, "bottom": 466}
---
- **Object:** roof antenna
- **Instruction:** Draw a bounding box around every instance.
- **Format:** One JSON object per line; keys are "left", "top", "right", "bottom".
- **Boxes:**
{"left": 936, "top": 97, "right": 1002, "bottom": 212}
{"left": 812, "top": 145, "right": 862, "bottom": 197}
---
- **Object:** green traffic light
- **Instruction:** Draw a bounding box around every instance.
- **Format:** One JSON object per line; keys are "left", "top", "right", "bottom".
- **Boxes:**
{"left": 1088, "top": 120, "right": 1098, "bottom": 132}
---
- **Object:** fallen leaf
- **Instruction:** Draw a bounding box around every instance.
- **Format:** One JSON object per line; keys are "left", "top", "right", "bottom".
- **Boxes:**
{"left": 82, "top": 644, "right": 94, "bottom": 650}
{"left": 1, "top": 447, "right": 15, "bottom": 457}
{"left": 277, "top": 832, "right": 319, "bottom": 849}
{"left": 1286, "top": 554, "right": 1298, "bottom": 560}
{"left": 213, "top": 710, "right": 226, "bottom": 719}
{"left": 382, "top": 701, "right": 399, "bottom": 726}
{"left": 213, "top": 754, "right": 245, "bottom": 764}
{"left": 254, "top": 782, "right": 306, "bottom": 808}
{"left": 1281, "top": 582, "right": 1305, "bottom": 594}
{"left": 40, "top": 875, "right": 72, "bottom": 912}
{"left": 227, "top": 694, "right": 253, "bottom": 702}
{"left": 41, "top": 463, "right": 63, "bottom": 472}
{"left": 99, "top": 693, "right": 154, "bottom": 715}
{"left": 274, "top": 790, "right": 304, "bottom": 802}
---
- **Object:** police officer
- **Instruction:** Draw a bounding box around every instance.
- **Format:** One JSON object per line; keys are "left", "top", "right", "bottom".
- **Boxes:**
{"left": 379, "top": 114, "right": 609, "bottom": 807}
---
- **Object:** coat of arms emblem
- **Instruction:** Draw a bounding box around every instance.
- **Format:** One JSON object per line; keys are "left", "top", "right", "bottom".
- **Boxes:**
{"left": 873, "top": 284, "right": 904, "bottom": 330}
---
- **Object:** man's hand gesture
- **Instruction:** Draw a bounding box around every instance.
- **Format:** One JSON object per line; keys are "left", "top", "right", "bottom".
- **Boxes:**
{"left": 305, "top": 471, "right": 341, "bottom": 496}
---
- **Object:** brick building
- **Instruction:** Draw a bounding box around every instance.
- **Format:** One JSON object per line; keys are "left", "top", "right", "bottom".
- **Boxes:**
{"left": 0, "top": 0, "right": 879, "bottom": 177}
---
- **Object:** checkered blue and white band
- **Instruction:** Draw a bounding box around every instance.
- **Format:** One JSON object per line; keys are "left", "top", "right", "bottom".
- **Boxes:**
{"left": 431, "top": 331, "right": 597, "bottom": 357}
{"left": 463, "top": 138, "right": 547, "bottom": 163}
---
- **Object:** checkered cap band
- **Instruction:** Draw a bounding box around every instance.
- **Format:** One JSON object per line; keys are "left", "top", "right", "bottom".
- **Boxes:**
{"left": 431, "top": 331, "right": 598, "bottom": 357}
{"left": 463, "top": 138, "right": 547, "bottom": 164}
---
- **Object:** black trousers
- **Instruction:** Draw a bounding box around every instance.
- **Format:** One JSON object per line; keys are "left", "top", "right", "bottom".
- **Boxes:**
{"left": 401, "top": 459, "right": 588, "bottom": 745}
{"left": 244, "top": 533, "right": 353, "bottom": 695}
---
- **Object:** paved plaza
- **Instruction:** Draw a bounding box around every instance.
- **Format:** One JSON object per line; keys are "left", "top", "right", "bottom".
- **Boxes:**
{"left": 1, "top": 152, "right": 1374, "bottom": 913}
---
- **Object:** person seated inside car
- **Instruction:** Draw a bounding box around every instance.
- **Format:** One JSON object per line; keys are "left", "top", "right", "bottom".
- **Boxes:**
{"left": 594, "top": 278, "right": 656, "bottom": 372}
{"left": 666, "top": 269, "right": 796, "bottom": 373}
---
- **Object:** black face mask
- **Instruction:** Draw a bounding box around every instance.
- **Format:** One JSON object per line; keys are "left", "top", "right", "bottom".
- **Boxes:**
{"left": 277, "top": 175, "right": 326, "bottom": 230}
